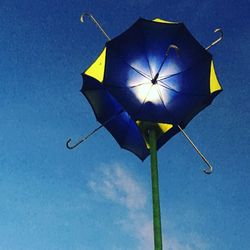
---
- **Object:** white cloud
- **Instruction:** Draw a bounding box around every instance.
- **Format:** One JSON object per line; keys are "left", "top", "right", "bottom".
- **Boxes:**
{"left": 166, "top": 233, "right": 209, "bottom": 250}
{"left": 88, "top": 163, "right": 147, "bottom": 210}
{"left": 118, "top": 211, "right": 154, "bottom": 250}
{"left": 88, "top": 163, "right": 209, "bottom": 250}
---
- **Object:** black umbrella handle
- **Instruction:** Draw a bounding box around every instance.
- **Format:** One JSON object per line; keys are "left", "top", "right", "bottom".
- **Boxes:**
{"left": 66, "top": 124, "right": 103, "bottom": 149}
{"left": 80, "top": 13, "right": 111, "bottom": 41}
{"left": 178, "top": 125, "right": 213, "bottom": 174}
{"left": 66, "top": 109, "right": 124, "bottom": 150}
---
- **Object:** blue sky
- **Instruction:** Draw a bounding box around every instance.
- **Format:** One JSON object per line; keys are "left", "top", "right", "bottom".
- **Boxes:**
{"left": 1, "top": 0, "right": 250, "bottom": 249}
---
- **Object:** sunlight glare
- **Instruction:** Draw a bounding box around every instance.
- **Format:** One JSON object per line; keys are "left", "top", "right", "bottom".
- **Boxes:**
{"left": 133, "top": 82, "right": 162, "bottom": 104}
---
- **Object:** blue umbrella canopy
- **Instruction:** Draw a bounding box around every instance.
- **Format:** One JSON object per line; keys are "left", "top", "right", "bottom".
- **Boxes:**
{"left": 82, "top": 74, "right": 181, "bottom": 160}
{"left": 82, "top": 74, "right": 149, "bottom": 159}
{"left": 81, "top": 17, "right": 222, "bottom": 160}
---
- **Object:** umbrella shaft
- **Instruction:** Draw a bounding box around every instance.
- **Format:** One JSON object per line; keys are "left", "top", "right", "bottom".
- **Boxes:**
{"left": 149, "top": 129, "right": 163, "bottom": 250}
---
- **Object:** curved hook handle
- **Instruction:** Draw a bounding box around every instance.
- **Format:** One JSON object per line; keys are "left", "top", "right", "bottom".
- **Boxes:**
{"left": 178, "top": 125, "right": 213, "bottom": 175}
{"left": 203, "top": 161, "right": 213, "bottom": 175}
{"left": 66, "top": 110, "right": 124, "bottom": 150}
{"left": 66, "top": 124, "right": 102, "bottom": 150}
{"left": 166, "top": 44, "right": 180, "bottom": 56}
{"left": 206, "top": 28, "right": 223, "bottom": 50}
{"left": 66, "top": 138, "right": 87, "bottom": 149}
{"left": 153, "top": 44, "right": 179, "bottom": 83}
{"left": 80, "top": 13, "right": 111, "bottom": 41}
{"left": 66, "top": 123, "right": 104, "bottom": 150}
{"left": 157, "top": 44, "right": 180, "bottom": 81}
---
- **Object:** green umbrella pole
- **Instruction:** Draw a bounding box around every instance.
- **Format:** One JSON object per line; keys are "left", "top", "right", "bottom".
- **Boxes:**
{"left": 149, "top": 128, "right": 163, "bottom": 250}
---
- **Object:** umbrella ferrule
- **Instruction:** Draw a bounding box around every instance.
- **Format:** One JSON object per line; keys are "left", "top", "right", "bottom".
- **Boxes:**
{"left": 151, "top": 73, "right": 159, "bottom": 84}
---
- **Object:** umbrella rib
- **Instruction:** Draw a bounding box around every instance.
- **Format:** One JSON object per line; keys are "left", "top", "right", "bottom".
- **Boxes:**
{"left": 156, "top": 85, "right": 176, "bottom": 122}
{"left": 158, "top": 71, "right": 184, "bottom": 82}
{"left": 138, "top": 22, "right": 185, "bottom": 81}
{"left": 157, "top": 80, "right": 208, "bottom": 98}
{"left": 129, "top": 64, "right": 152, "bottom": 80}
{"left": 138, "top": 24, "right": 154, "bottom": 78}
{"left": 106, "top": 81, "right": 149, "bottom": 89}
{"left": 157, "top": 23, "right": 210, "bottom": 82}
{"left": 158, "top": 56, "right": 208, "bottom": 81}
{"left": 111, "top": 49, "right": 151, "bottom": 80}
{"left": 66, "top": 109, "right": 124, "bottom": 149}
{"left": 157, "top": 81, "right": 179, "bottom": 93}
{"left": 133, "top": 83, "right": 154, "bottom": 118}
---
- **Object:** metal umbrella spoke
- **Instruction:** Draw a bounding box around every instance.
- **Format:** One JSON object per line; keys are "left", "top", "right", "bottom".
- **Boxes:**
{"left": 109, "top": 48, "right": 152, "bottom": 80}
{"left": 133, "top": 83, "right": 154, "bottom": 118}
{"left": 205, "top": 28, "right": 223, "bottom": 50}
{"left": 158, "top": 55, "right": 209, "bottom": 82}
{"left": 178, "top": 125, "right": 213, "bottom": 174}
{"left": 155, "top": 83, "right": 213, "bottom": 174}
{"left": 80, "top": 13, "right": 111, "bottom": 41}
{"left": 105, "top": 81, "right": 150, "bottom": 89}
{"left": 155, "top": 84, "right": 175, "bottom": 120}
{"left": 66, "top": 109, "right": 124, "bottom": 149}
{"left": 66, "top": 124, "right": 103, "bottom": 149}
{"left": 151, "top": 44, "right": 179, "bottom": 84}
{"left": 129, "top": 64, "right": 152, "bottom": 80}
{"left": 157, "top": 81, "right": 180, "bottom": 94}
{"left": 158, "top": 80, "right": 209, "bottom": 97}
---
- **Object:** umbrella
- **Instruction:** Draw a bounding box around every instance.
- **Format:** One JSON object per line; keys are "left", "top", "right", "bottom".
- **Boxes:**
{"left": 67, "top": 15, "right": 223, "bottom": 168}
{"left": 103, "top": 20, "right": 220, "bottom": 126}
{"left": 69, "top": 73, "right": 181, "bottom": 160}
{"left": 67, "top": 14, "right": 223, "bottom": 250}
{"left": 81, "top": 74, "right": 150, "bottom": 159}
